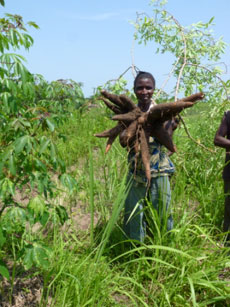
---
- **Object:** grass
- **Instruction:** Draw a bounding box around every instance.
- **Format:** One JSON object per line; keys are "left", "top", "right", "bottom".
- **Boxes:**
{"left": 51, "top": 103, "right": 230, "bottom": 306}
{"left": 55, "top": 103, "right": 230, "bottom": 304}
{"left": 3, "top": 101, "right": 230, "bottom": 306}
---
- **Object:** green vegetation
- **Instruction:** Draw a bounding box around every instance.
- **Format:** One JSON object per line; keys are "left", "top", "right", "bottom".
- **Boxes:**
{"left": 1, "top": 0, "right": 230, "bottom": 306}
{"left": 2, "top": 91, "right": 230, "bottom": 306}
{"left": 38, "top": 101, "right": 230, "bottom": 306}
{"left": 0, "top": 11, "right": 84, "bottom": 303}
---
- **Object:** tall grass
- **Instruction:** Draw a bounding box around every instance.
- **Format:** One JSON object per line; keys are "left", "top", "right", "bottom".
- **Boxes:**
{"left": 37, "top": 102, "right": 230, "bottom": 306}
{"left": 88, "top": 144, "right": 95, "bottom": 245}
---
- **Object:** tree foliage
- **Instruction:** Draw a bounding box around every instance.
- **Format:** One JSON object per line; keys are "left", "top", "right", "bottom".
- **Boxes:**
{"left": 134, "top": 0, "right": 228, "bottom": 105}
{"left": 0, "top": 13, "right": 84, "bottom": 278}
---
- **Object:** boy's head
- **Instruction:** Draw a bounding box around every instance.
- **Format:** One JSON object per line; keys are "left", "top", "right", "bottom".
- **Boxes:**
{"left": 134, "top": 71, "right": 155, "bottom": 91}
{"left": 134, "top": 71, "right": 155, "bottom": 110}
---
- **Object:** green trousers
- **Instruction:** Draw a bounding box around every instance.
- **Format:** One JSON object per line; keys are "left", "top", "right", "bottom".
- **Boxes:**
{"left": 123, "top": 175, "right": 173, "bottom": 242}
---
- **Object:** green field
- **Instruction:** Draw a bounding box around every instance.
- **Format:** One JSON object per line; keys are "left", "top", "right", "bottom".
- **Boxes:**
{"left": 29, "top": 102, "right": 230, "bottom": 306}
{"left": 1, "top": 4, "right": 230, "bottom": 306}
{"left": 1, "top": 94, "right": 230, "bottom": 306}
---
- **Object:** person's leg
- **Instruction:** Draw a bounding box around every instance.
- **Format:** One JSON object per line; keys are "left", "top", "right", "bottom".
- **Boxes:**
{"left": 149, "top": 176, "right": 173, "bottom": 231}
{"left": 123, "top": 178, "right": 147, "bottom": 242}
{"left": 223, "top": 180, "right": 230, "bottom": 241}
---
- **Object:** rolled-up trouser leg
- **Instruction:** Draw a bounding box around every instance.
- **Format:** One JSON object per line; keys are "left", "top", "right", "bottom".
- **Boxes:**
{"left": 224, "top": 181, "right": 230, "bottom": 240}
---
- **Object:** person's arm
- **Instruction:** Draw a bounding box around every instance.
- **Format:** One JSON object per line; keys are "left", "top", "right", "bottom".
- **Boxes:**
{"left": 214, "top": 113, "right": 230, "bottom": 150}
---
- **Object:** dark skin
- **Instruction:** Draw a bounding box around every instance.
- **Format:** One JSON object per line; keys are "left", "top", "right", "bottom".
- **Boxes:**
{"left": 214, "top": 114, "right": 230, "bottom": 151}
{"left": 120, "top": 77, "right": 178, "bottom": 149}
{"left": 135, "top": 78, "right": 154, "bottom": 112}
{"left": 214, "top": 113, "right": 230, "bottom": 243}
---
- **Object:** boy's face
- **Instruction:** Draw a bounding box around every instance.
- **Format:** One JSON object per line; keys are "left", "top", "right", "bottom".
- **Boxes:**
{"left": 134, "top": 78, "right": 155, "bottom": 107}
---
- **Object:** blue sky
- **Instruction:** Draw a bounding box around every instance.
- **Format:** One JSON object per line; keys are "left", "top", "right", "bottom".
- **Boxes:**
{"left": 2, "top": 0, "right": 230, "bottom": 97}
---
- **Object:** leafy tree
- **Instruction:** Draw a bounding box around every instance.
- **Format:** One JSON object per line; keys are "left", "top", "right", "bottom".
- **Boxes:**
{"left": 0, "top": 11, "right": 83, "bottom": 280}
{"left": 131, "top": 0, "right": 230, "bottom": 157}
{"left": 133, "top": 0, "right": 228, "bottom": 105}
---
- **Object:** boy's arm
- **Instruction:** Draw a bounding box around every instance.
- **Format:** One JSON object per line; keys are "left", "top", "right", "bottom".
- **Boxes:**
{"left": 214, "top": 113, "right": 230, "bottom": 149}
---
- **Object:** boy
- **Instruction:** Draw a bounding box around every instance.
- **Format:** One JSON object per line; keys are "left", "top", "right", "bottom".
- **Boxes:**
{"left": 120, "top": 71, "right": 178, "bottom": 242}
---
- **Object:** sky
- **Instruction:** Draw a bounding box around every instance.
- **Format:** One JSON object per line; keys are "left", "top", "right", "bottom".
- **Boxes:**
{"left": 1, "top": 0, "right": 230, "bottom": 97}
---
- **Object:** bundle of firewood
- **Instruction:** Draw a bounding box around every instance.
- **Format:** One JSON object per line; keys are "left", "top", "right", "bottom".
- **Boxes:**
{"left": 95, "top": 90, "right": 204, "bottom": 182}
